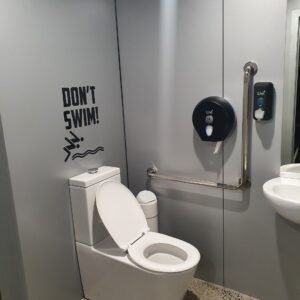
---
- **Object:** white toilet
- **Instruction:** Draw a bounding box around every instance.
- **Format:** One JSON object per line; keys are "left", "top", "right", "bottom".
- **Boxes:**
{"left": 69, "top": 166, "right": 200, "bottom": 300}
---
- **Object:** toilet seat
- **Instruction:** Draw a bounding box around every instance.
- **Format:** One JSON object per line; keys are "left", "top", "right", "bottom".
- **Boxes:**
{"left": 96, "top": 181, "right": 200, "bottom": 273}
{"left": 128, "top": 232, "right": 200, "bottom": 273}
{"left": 96, "top": 181, "right": 150, "bottom": 250}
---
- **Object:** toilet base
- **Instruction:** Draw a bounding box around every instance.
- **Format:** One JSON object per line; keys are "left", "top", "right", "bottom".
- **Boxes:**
{"left": 76, "top": 238, "right": 197, "bottom": 300}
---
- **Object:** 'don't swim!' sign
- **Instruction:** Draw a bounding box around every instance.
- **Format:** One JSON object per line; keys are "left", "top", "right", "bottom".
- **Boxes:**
{"left": 62, "top": 86, "right": 99, "bottom": 129}
{"left": 62, "top": 86, "right": 104, "bottom": 162}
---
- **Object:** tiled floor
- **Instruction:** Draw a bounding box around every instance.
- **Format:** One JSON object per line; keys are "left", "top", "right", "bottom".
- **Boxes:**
{"left": 81, "top": 278, "right": 259, "bottom": 300}
{"left": 184, "top": 278, "right": 259, "bottom": 300}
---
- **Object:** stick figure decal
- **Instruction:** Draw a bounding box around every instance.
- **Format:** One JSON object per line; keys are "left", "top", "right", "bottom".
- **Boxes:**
{"left": 63, "top": 131, "right": 104, "bottom": 162}
{"left": 63, "top": 131, "right": 84, "bottom": 162}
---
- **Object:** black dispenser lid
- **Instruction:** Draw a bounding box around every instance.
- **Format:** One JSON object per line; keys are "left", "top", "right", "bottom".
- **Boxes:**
{"left": 192, "top": 96, "right": 235, "bottom": 142}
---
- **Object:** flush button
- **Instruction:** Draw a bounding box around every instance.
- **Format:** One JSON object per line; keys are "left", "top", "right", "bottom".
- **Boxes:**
{"left": 88, "top": 168, "right": 98, "bottom": 174}
{"left": 205, "top": 125, "right": 213, "bottom": 136}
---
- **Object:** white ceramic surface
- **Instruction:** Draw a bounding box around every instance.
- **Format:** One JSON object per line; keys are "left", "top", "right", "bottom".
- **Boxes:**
{"left": 280, "top": 163, "right": 300, "bottom": 179}
{"left": 128, "top": 232, "right": 200, "bottom": 273}
{"left": 70, "top": 171, "right": 121, "bottom": 246}
{"left": 70, "top": 167, "right": 120, "bottom": 187}
{"left": 263, "top": 177, "right": 300, "bottom": 224}
{"left": 77, "top": 238, "right": 197, "bottom": 300}
{"left": 70, "top": 167, "right": 201, "bottom": 300}
{"left": 96, "top": 181, "right": 150, "bottom": 250}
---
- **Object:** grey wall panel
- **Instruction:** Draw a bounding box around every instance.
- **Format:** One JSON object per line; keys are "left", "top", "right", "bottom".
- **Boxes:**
{"left": 117, "top": 0, "right": 225, "bottom": 284}
{"left": 0, "top": 116, "right": 28, "bottom": 300}
{"left": 0, "top": 0, "right": 127, "bottom": 299}
{"left": 223, "top": 1, "right": 294, "bottom": 299}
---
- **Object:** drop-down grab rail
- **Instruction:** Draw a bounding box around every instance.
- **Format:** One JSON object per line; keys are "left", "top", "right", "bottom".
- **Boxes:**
{"left": 147, "top": 61, "right": 258, "bottom": 191}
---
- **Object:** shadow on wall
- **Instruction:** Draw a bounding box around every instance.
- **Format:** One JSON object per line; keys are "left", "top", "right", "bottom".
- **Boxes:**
{"left": 223, "top": 123, "right": 237, "bottom": 165}
{"left": 192, "top": 127, "right": 237, "bottom": 174}
{"left": 193, "top": 125, "right": 251, "bottom": 214}
{"left": 224, "top": 189, "right": 250, "bottom": 213}
{"left": 192, "top": 130, "right": 221, "bottom": 174}
{"left": 276, "top": 215, "right": 300, "bottom": 300}
{"left": 0, "top": 115, "right": 28, "bottom": 300}
{"left": 147, "top": 180, "right": 223, "bottom": 209}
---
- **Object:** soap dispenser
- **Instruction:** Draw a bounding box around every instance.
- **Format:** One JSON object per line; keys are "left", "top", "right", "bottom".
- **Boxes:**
{"left": 192, "top": 96, "right": 236, "bottom": 153}
{"left": 253, "top": 82, "right": 274, "bottom": 121}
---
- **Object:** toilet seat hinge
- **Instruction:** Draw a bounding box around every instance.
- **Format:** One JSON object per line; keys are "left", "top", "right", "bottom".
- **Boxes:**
{"left": 129, "top": 232, "right": 146, "bottom": 247}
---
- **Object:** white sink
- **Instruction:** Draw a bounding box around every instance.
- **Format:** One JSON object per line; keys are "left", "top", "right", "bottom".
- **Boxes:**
{"left": 263, "top": 177, "right": 300, "bottom": 224}
{"left": 280, "top": 163, "right": 300, "bottom": 179}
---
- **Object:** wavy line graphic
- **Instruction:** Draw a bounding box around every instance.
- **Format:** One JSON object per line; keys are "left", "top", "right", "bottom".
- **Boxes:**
{"left": 72, "top": 146, "right": 104, "bottom": 160}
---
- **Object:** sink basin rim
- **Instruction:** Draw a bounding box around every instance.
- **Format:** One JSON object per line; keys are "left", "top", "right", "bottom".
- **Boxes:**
{"left": 263, "top": 177, "right": 300, "bottom": 205}
{"left": 280, "top": 163, "right": 300, "bottom": 179}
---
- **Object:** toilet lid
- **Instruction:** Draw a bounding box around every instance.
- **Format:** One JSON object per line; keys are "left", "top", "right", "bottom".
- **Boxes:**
{"left": 96, "top": 181, "right": 149, "bottom": 251}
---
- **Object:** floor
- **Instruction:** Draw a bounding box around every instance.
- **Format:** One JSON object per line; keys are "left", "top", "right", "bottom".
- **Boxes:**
{"left": 81, "top": 278, "right": 259, "bottom": 300}
{"left": 184, "top": 278, "right": 259, "bottom": 300}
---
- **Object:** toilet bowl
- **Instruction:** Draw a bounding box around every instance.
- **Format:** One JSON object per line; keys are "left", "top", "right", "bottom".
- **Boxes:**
{"left": 128, "top": 231, "right": 200, "bottom": 273}
{"left": 69, "top": 167, "right": 200, "bottom": 300}
{"left": 96, "top": 180, "right": 200, "bottom": 274}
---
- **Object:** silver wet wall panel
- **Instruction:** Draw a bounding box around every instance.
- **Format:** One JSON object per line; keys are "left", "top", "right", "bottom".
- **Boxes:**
{"left": 0, "top": 1, "right": 127, "bottom": 299}
{"left": 224, "top": 1, "right": 300, "bottom": 300}
{"left": 117, "top": 0, "right": 225, "bottom": 284}
{"left": 0, "top": 1, "right": 297, "bottom": 300}
{"left": 117, "top": 1, "right": 299, "bottom": 300}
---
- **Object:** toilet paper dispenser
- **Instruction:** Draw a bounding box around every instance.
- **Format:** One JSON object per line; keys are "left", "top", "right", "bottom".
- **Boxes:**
{"left": 192, "top": 96, "right": 236, "bottom": 153}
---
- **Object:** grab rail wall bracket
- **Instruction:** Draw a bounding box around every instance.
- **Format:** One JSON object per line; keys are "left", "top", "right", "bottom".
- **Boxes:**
{"left": 147, "top": 61, "right": 258, "bottom": 191}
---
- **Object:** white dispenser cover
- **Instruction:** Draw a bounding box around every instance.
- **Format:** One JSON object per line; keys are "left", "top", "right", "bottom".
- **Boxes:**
{"left": 137, "top": 190, "right": 157, "bottom": 204}
{"left": 96, "top": 181, "right": 149, "bottom": 250}
{"left": 137, "top": 190, "right": 158, "bottom": 219}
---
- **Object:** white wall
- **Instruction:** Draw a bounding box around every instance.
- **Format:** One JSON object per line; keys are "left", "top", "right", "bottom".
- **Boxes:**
{"left": 0, "top": 0, "right": 127, "bottom": 299}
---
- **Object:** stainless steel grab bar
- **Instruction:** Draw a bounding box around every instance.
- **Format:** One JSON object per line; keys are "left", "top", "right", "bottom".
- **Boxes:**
{"left": 147, "top": 61, "right": 258, "bottom": 191}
